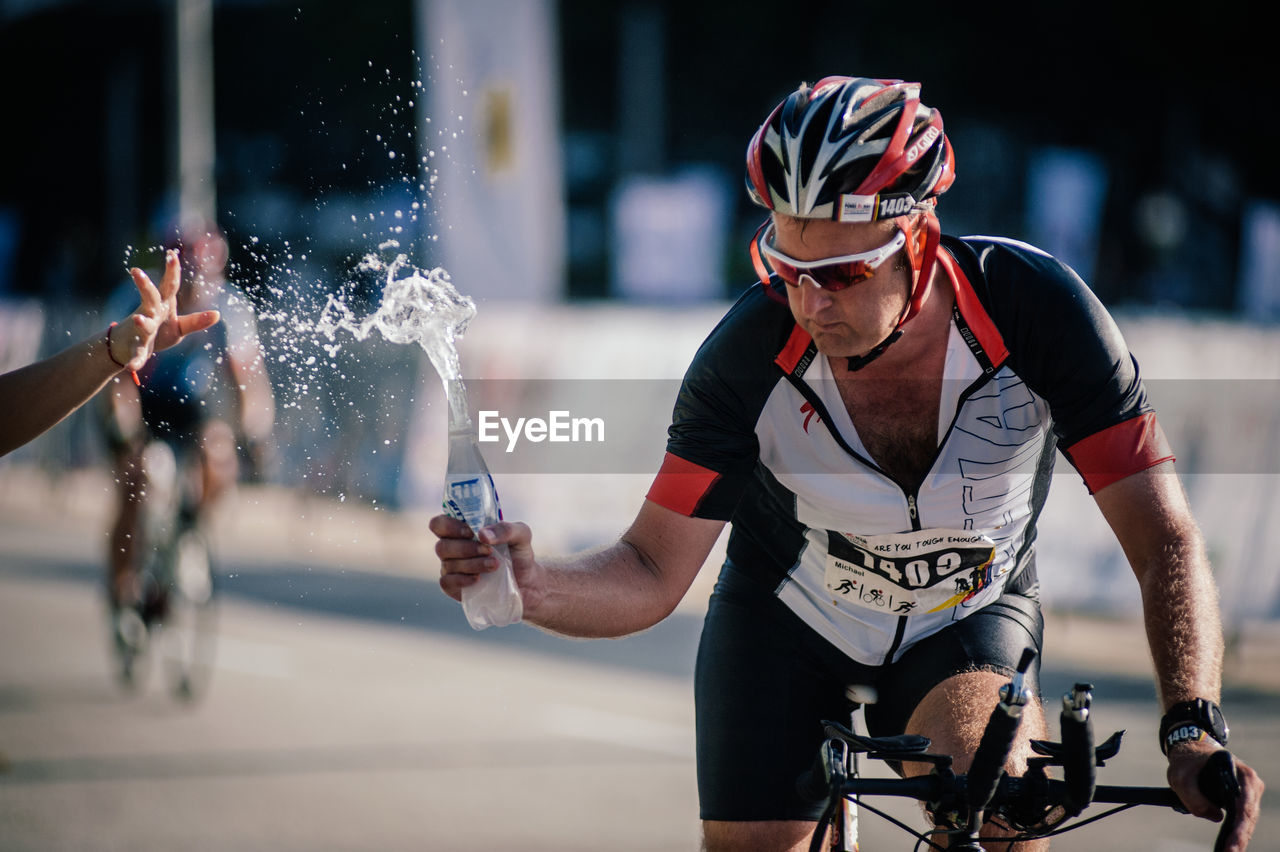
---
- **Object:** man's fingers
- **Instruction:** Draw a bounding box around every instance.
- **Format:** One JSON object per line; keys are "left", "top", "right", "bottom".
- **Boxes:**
{"left": 427, "top": 515, "right": 530, "bottom": 549}
{"left": 475, "top": 521, "right": 530, "bottom": 548}
{"left": 428, "top": 514, "right": 473, "bottom": 539}
{"left": 1226, "top": 763, "right": 1263, "bottom": 851}
{"left": 434, "top": 536, "right": 494, "bottom": 564}
{"left": 430, "top": 513, "right": 498, "bottom": 574}
{"left": 439, "top": 574, "right": 478, "bottom": 602}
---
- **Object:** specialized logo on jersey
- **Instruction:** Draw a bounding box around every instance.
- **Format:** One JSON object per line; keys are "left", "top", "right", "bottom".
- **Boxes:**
{"left": 824, "top": 528, "right": 996, "bottom": 615}
{"left": 800, "top": 401, "right": 821, "bottom": 433}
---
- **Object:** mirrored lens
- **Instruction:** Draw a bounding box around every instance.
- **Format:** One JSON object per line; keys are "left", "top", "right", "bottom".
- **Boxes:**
{"left": 759, "top": 224, "right": 904, "bottom": 292}
{"left": 770, "top": 259, "right": 876, "bottom": 291}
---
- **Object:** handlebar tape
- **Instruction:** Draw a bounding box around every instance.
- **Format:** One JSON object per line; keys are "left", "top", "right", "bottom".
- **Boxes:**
{"left": 1060, "top": 700, "right": 1095, "bottom": 816}
{"left": 966, "top": 707, "right": 1020, "bottom": 812}
{"left": 1197, "top": 750, "right": 1240, "bottom": 852}
{"left": 966, "top": 649, "right": 1035, "bottom": 813}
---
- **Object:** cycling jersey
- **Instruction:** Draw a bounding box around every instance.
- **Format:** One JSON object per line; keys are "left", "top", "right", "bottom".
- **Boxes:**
{"left": 137, "top": 321, "right": 231, "bottom": 442}
{"left": 647, "top": 235, "right": 1173, "bottom": 667}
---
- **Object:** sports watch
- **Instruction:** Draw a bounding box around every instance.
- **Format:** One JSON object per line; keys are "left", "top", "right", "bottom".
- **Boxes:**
{"left": 1159, "top": 698, "right": 1229, "bottom": 755}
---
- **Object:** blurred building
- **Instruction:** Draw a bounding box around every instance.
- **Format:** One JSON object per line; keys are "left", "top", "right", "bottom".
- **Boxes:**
{"left": 0, "top": 0, "right": 1272, "bottom": 306}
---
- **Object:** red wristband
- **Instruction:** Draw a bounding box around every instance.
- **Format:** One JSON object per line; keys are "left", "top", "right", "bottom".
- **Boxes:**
{"left": 106, "top": 322, "right": 140, "bottom": 386}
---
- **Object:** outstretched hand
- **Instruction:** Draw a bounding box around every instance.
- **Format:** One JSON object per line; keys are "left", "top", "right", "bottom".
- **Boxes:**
{"left": 109, "top": 249, "right": 221, "bottom": 372}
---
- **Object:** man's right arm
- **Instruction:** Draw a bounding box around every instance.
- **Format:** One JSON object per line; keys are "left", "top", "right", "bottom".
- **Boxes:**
{"left": 431, "top": 499, "right": 725, "bottom": 638}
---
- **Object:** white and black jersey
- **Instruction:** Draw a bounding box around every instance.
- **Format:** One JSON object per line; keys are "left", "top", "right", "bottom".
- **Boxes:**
{"left": 647, "top": 235, "right": 1173, "bottom": 666}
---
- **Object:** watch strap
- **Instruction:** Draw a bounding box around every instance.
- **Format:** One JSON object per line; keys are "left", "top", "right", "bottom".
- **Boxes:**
{"left": 1159, "top": 698, "right": 1228, "bottom": 755}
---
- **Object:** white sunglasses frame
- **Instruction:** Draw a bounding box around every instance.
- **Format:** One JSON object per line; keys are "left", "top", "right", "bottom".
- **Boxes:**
{"left": 758, "top": 222, "right": 907, "bottom": 288}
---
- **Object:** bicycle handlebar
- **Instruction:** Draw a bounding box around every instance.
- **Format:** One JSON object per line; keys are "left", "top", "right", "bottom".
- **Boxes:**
{"left": 825, "top": 772, "right": 1183, "bottom": 811}
{"left": 798, "top": 656, "right": 1247, "bottom": 851}
{"left": 1199, "top": 750, "right": 1241, "bottom": 852}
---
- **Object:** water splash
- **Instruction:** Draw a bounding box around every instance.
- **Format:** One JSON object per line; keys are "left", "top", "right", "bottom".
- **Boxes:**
{"left": 315, "top": 241, "right": 475, "bottom": 383}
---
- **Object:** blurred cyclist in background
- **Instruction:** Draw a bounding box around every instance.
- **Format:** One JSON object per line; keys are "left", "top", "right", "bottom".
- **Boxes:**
{"left": 101, "top": 222, "right": 274, "bottom": 623}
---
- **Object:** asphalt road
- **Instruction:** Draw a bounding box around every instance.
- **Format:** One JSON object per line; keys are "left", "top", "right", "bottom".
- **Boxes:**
{"left": 1, "top": 470, "right": 1277, "bottom": 850}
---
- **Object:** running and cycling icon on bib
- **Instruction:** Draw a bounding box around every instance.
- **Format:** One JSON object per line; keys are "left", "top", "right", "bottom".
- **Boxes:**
{"left": 823, "top": 528, "right": 997, "bottom": 615}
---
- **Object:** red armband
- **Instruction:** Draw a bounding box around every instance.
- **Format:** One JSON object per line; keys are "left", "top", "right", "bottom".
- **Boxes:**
{"left": 646, "top": 452, "right": 722, "bottom": 517}
{"left": 1062, "top": 412, "right": 1174, "bottom": 494}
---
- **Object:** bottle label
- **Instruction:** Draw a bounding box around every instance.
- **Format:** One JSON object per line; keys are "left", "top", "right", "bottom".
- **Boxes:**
{"left": 443, "top": 474, "right": 503, "bottom": 528}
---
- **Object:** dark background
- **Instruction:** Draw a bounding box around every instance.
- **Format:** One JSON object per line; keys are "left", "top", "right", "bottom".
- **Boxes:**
{"left": 0, "top": 0, "right": 1272, "bottom": 311}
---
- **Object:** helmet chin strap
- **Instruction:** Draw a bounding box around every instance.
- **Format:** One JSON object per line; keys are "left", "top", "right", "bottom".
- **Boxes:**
{"left": 846, "top": 211, "right": 941, "bottom": 371}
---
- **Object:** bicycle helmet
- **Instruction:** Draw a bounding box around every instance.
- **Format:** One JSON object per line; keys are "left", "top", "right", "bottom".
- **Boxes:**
{"left": 746, "top": 76, "right": 954, "bottom": 221}
{"left": 746, "top": 77, "right": 956, "bottom": 369}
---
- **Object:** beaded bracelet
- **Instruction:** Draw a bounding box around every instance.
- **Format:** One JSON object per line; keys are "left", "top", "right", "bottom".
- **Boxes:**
{"left": 106, "top": 322, "right": 140, "bottom": 386}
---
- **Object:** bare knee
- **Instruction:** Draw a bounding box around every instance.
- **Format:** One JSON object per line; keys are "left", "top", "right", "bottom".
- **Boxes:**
{"left": 904, "top": 670, "right": 1050, "bottom": 850}
{"left": 904, "top": 669, "right": 1046, "bottom": 777}
{"left": 702, "top": 820, "right": 816, "bottom": 852}
{"left": 198, "top": 420, "right": 238, "bottom": 502}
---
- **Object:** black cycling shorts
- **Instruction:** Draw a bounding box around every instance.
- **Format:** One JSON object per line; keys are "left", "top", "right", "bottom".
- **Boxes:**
{"left": 694, "top": 563, "right": 1043, "bottom": 822}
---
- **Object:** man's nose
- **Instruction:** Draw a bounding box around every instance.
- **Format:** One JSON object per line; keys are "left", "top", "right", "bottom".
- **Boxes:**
{"left": 797, "top": 274, "right": 833, "bottom": 312}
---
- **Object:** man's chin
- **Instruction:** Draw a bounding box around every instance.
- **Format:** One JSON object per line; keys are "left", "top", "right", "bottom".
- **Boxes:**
{"left": 808, "top": 327, "right": 861, "bottom": 357}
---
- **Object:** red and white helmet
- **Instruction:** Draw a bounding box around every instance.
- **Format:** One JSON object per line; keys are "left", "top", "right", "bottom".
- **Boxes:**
{"left": 746, "top": 76, "right": 955, "bottom": 221}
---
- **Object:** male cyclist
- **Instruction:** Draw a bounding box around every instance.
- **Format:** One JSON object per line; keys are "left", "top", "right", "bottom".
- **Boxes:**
{"left": 431, "top": 77, "right": 1262, "bottom": 850}
{"left": 103, "top": 223, "right": 273, "bottom": 630}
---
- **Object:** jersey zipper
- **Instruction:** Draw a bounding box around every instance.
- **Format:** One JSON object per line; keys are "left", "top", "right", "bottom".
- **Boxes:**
{"left": 906, "top": 493, "right": 920, "bottom": 530}
{"left": 884, "top": 490, "right": 922, "bottom": 665}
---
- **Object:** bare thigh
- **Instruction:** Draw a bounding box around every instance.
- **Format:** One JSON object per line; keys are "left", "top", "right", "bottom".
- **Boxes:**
{"left": 904, "top": 669, "right": 1050, "bottom": 850}
{"left": 702, "top": 819, "right": 817, "bottom": 852}
{"left": 197, "top": 419, "right": 239, "bottom": 504}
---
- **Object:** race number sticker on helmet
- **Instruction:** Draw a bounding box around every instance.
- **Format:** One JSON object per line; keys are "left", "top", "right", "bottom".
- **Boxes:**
{"left": 838, "top": 192, "right": 918, "bottom": 223}
{"left": 823, "top": 529, "right": 998, "bottom": 616}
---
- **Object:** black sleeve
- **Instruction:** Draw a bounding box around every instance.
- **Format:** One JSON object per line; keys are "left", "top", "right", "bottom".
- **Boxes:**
{"left": 949, "top": 236, "right": 1150, "bottom": 445}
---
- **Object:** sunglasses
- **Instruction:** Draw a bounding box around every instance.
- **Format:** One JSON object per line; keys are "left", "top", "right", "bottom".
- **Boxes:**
{"left": 755, "top": 221, "right": 907, "bottom": 291}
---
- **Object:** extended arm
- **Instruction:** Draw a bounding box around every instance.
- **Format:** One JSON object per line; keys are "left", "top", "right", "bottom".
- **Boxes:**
{"left": 0, "top": 251, "right": 219, "bottom": 457}
{"left": 0, "top": 327, "right": 128, "bottom": 457}
{"left": 432, "top": 498, "right": 725, "bottom": 638}
{"left": 1093, "top": 462, "right": 1262, "bottom": 849}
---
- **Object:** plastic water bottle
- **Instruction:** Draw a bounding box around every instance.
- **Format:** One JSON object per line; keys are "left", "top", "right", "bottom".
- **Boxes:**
{"left": 441, "top": 379, "right": 523, "bottom": 629}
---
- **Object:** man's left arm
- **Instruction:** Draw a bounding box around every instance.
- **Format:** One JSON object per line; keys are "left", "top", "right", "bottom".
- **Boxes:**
{"left": 1093, "top": 462, "right": 1263, "bottom": 850}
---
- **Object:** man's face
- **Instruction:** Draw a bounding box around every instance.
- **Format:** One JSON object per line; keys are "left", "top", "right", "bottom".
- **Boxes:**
{"left": 176, "top": 233, "right": 228, "bottom": 311}
{"left": 772, "top": 215, "right": 912, "bottom": 360}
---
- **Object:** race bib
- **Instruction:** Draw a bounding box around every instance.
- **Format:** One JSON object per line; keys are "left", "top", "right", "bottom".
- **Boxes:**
{"left": 824, "top": 528, "right": 999, "bottom": 616}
